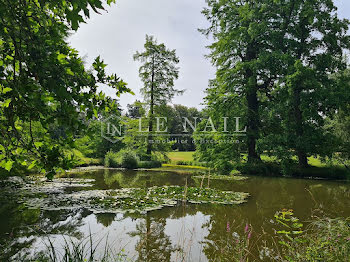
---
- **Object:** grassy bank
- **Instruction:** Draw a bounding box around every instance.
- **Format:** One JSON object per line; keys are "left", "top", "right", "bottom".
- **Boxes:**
{"left": 167, "top": 151, "right": 350, "bottom": 180}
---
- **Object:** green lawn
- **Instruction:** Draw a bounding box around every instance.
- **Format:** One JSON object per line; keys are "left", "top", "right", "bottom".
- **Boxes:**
{"left": 168, "top": 151, "right": 195, "bottom": 163}
{"left": 168, "top": 151, "right": 331, "bottom": 167}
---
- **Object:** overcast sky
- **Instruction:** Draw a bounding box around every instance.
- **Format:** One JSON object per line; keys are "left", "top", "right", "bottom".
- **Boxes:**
{"left": 69, "top": 0, "right": 350, "bottom": 111}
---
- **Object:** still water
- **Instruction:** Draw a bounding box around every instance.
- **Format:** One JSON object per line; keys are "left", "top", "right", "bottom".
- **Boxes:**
{"left": 1, "top": 169, "right": 350, "bottom": 261}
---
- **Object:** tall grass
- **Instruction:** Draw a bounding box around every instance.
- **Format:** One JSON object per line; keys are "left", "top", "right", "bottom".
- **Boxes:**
{"left": 271, "top": 217, "right": 350, "bottom": 261}
{"left": 29, "top": 232, "right": 129, "bottom": 262}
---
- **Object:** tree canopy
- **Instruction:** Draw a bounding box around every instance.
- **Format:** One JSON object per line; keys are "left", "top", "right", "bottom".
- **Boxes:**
{"left": 199, "top": 0, "right": 350, "bottom": 171}
{"left": 0, "top": 0, "right": 131, "bottom": 178}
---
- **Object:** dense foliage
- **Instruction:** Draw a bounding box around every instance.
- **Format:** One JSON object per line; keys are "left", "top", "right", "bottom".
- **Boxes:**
{"left": 198, "top": 0, "right": 350, "bottom": 173}
{"left": 0, "top": 0, "right": 131, "bottom": 178}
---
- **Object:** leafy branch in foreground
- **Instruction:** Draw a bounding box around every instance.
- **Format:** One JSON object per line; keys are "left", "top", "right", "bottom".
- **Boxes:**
{"left": 0, "top": 0, "right": 132, "bottom": 179}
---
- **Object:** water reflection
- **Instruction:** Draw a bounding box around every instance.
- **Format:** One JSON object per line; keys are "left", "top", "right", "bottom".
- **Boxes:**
{"left": 1, "top": 169, "right": 350, "bottom": 261}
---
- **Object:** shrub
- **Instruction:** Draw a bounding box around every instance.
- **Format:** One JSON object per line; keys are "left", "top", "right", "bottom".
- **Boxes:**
{"left": 151, "top": 152, "right": 170, "bottom": 163}
{"left": 64, "top": 149, "right": 102, "bottom": 168}
{"left": 119, "top": 150, "right": 138, "bottom": 169}
{"left": 230, "top": 169, "right": 242, "bottom": 176}
{"left": 235, "top": 160, "right": 350, "bottom": 180}
{"left": 235, "top": 161, "right": 282, "bottom": 177}
{"left": 215, "top": 160, "right": 234, "bottom": 175}
{"left": 104, "top": 151, "right": 121, "bottom": 168}
{"left": 138, "top": 160, "right": 162, "bottom": 169}
{"left": 175, "top": 160, "right": 193, "bottom": 166}
{"left": 104, "top": 150, "right": 139, "bottom": 169}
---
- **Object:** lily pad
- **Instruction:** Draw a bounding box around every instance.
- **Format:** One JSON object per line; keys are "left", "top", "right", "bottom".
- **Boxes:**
{"left": 89, "top": 186, "right": 250, "bottom": 213}
{"left": 12, "top": 178, "right": 250, "bottom": 214}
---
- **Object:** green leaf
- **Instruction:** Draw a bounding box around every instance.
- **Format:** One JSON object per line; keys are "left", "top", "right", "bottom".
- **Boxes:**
{"left": 28, "top": 160, "right": 37, "bottom": 170}
{"left": 2, "top": 87, "right": 12, "bottom": 94}
{"left": 66, "top": 68, "right": 74, "bottom": 76}
{"left": 34, "top": 142, "right": 43, "bottom": 148}
{"left": 57, "top": 53, "right": 67, "bottom": 62}
{"left": 4, "top": 160, "right": 14, "bottom": 171}
{"left": 1, "top": 99, "right": 11, "bottom": 108}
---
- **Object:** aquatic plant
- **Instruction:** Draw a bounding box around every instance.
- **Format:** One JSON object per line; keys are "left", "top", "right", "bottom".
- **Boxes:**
{"left": 91, "top": 186, "right": 250, "bottom": 213}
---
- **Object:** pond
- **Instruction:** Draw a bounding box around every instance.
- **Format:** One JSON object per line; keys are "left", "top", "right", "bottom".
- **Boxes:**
{"left": 1, "top": 169, "right": 350, "bottom": 261}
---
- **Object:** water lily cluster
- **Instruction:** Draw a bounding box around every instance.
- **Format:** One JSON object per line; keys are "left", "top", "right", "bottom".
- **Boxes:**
{"left": 91, "top": 186, "right": 250, "bottom": 213}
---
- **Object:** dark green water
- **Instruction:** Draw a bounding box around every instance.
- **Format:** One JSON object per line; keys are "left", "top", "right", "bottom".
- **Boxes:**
{"left": 1, "top": 169, "right": 350, "bottom": 261}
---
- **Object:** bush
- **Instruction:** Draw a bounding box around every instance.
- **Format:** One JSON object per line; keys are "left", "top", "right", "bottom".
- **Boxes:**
{"left": 119, "top": 150, "right": 138, "bottom": 169}
{"left": 215, "top": 160, "right": 234, "bottom": 175}
{"left": 104, "top": 150, "right": 173, "bottom": 169}
{"left": 65, "top": 149, "right": 102, "bottom": 168}
{"left": 235, "top": 160, "right": 350, "bottom": 180}
{"left": 104, "top": 151, "right": 121, "bottom": 168}
{"left": 175, "top": 160, "right": 193, "bottom": 166}
{"left": 235, "top": 161, "right": 282, "bottom": 177}
{"left": 138, "top": 160, "right": 162, "bottom": 169}
{"left": 230, "top": 169, "right": 242, "bottom": 176}
{"left": 104, "top": 150, "right": 138, "bottom": 169}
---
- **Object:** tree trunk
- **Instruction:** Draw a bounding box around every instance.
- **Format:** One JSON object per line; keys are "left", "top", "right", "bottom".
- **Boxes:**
{"left": 247, "top": 88, "right": 260, "bottom": 163}
{"left": 293, "top": 88, "right": 309, "bottom": 168}
{"left": 146, "top": 108, "right": 153, "bottom": 156}
{"left": 146, "top": 60, "right": 155, "bottom": 157}
{"left": 297, "top": 151, "right": 308, "bottom": 168}
{"left": 293, "top": 19, "right": 309, "bottom": 169}
{"left": 245, "top": 43, "right": 261, "bottom": 163}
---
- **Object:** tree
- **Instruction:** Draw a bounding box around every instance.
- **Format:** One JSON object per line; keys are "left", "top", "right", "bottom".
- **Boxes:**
{"left": 323, "top": 70, "right": 350, "bottom": 169}
{"left": 201, "top": 0, "right": 289, "bottom": 163}
{"left": 0, "top": 0, "right": 131, "bottom": 178}
{"left": 133, "top": 35, "right": 182, "bottom": 156}
{"left": 326, "top": 106, "right": 350, "bottom": 169}
{"left": 193, "top": 80, "right": 246, "bottom": 173}
{"left": 123, "top": 101, "right": 171, "bottom": 161}
{"left": 201, "top": 0, "right": 350, "bottom": 169}
{"left": 74, "top": 112, "right": 125, "bottom": 159}
{"left": 263, "top": 0, "right": 350, "bottom": 168}
{"left": 256, "top": 0, "right": 349, "bottom": 168}
{"left": 152, "top": 104, "right": 202, "bottom": 152}
{"left": 126, "top": 100, "right": 145, "bottom": 119}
